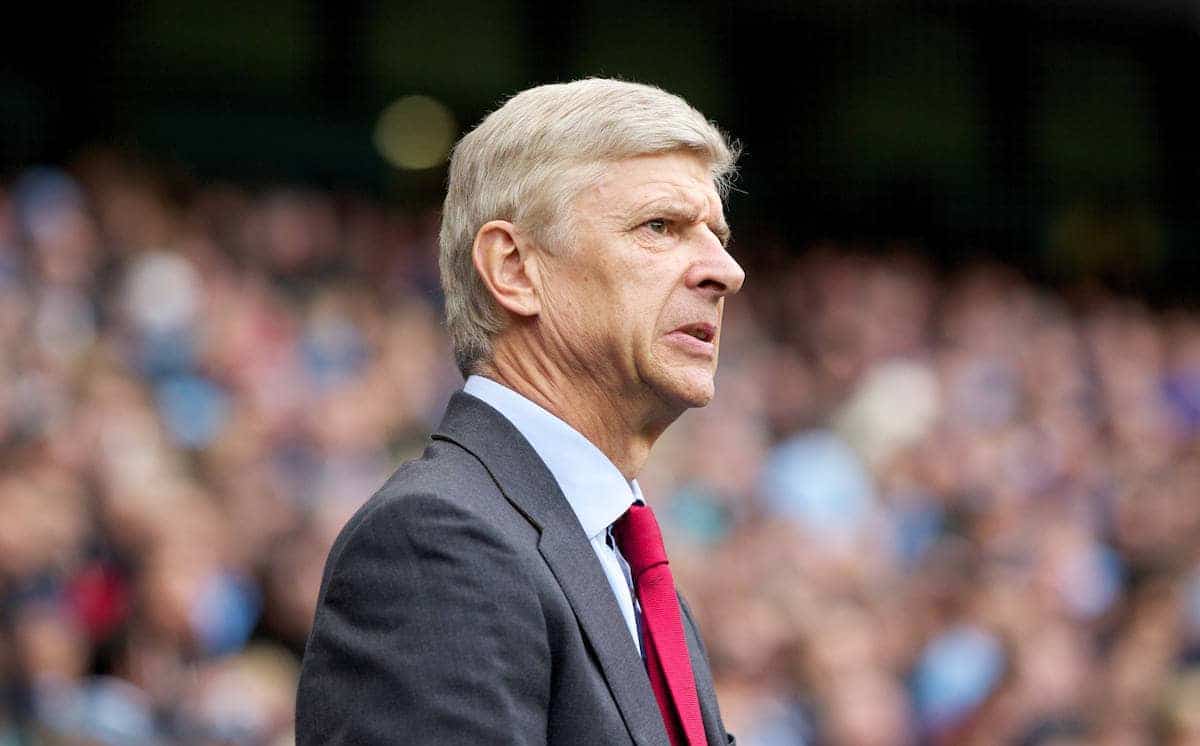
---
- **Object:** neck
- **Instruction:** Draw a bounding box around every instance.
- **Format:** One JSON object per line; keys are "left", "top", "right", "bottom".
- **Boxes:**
{"left": 478, "top": 343, "right": 676, "bottom": 480}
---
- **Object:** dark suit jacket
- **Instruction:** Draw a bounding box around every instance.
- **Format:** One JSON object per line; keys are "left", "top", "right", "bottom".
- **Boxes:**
{"left": 296, "top": 391, "right": 733, "bottom": 745}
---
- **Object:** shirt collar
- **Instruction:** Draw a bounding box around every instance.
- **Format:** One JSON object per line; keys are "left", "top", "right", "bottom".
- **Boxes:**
{"left": 463, "top": 375, "right": 637, "bottom": 540}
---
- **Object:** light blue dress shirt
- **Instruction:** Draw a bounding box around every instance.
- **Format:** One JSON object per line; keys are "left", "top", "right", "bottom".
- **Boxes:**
{"left": 463, "top": 375, "right": 642, "bottom": 653}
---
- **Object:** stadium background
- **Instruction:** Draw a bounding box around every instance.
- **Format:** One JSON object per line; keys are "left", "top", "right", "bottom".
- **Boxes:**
{"left": 2, "top": 1, "right": 1199, "bottom": 743}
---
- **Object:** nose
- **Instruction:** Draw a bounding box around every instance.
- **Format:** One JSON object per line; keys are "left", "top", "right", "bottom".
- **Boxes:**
{"left": 687, "top": 231, "right": 745, "bottom": 298}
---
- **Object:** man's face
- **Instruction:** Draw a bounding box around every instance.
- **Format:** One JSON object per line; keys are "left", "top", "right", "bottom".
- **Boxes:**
{"left": 536, "top": 151, "right": 745, "bottom": 414}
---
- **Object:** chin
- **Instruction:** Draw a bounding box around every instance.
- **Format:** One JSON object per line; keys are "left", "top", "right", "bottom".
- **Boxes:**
{"left": 641, "top": 352, "right": 719, "bottom": 412}
{"left": 653, "top": 371, "right": 716, "bottom": 410}
{"left": 685, "top": 390, "right": 715, "bottom": 408}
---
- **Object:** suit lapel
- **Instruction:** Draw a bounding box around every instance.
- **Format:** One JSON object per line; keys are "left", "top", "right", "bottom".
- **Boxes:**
{"left": 434, "top": 393, "right": 669, "bottom": 746}
{"left": 679, "top": 594, "right": 729, "bottom": 746}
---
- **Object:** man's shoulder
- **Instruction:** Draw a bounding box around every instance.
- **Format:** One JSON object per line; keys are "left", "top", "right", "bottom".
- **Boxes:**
{"left": 378, "top": 435, "right": 496, "bottom": 503}
{"left": 329, "top": 436, "right": 531, "bottom": 563}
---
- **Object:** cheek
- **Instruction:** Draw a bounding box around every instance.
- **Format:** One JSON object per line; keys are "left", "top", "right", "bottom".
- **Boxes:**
{"left": 616, "top": 288, "right": 660, "bottom": 339}
{"left": 589, "top": 254, "right": 673, "bottom": 348}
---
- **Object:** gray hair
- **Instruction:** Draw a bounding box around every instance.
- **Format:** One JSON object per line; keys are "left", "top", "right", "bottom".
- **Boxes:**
{"left": 438, "top": 78, "right": 739, "bottom": 376}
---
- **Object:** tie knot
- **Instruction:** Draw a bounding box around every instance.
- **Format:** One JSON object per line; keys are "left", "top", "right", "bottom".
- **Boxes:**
{"left": 613, "top": 503, "right": 669, "bottom": 578}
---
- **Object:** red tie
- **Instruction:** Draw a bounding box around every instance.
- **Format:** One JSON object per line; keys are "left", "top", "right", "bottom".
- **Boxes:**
{"left": 614, "top": 504, "right": 707, "bottom": 746}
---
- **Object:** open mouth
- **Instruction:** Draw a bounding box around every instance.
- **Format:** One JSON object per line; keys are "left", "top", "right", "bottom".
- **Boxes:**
{"left": 676, "top": 323, "right": 715, "bottom": 343}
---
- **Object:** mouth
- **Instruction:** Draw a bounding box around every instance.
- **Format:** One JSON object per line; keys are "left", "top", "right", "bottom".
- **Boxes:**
{"left": 667, "top": 322, "right": 718, "bottom": 357}
{"left": 676, "top": 322, "right": 716, "bottom": 343}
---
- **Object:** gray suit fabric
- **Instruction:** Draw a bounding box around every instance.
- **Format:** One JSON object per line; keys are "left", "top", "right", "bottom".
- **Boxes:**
{"left": 296, "top": 391, "right": 733, "bottom": 745}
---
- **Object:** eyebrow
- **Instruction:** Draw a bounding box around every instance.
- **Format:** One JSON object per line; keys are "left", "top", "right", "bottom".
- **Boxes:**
{"left": 636, "top": 198, "right": 731, "bottom": 246}
{"left": 711, "top": 221, "right": 732, "bottom": 247}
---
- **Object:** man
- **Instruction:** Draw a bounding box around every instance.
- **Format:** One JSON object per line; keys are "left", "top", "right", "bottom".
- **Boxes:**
{"left": 297, "top": 78, "right": 745, "bottom": 745}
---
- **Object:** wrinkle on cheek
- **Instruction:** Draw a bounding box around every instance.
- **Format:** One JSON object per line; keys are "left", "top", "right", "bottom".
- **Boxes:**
{"left": 538, "top": 267, "right": 617, "bottom": 376}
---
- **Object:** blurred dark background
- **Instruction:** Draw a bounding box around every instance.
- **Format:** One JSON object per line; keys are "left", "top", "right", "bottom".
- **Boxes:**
{"left": 4, "top": 0, "right": 1198, "bottom": 299}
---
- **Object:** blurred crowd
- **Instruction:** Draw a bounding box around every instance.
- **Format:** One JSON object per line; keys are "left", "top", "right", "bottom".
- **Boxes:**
{"left": 0, "top": 152, "right": 1197, "bottom": 745}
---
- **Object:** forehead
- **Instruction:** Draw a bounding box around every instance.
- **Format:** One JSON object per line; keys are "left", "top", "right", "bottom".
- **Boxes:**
{"left": 578, "top": 151, "right": 723, "bottom": 219}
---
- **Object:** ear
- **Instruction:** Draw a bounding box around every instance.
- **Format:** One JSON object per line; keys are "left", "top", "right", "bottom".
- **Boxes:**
{"left": 472, "top": 220, "right": 541, "bottom": 318}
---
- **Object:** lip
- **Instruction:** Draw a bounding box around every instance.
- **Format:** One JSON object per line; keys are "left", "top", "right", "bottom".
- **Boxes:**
{"left": 666, "top": 322, "right": 718, "bottom": 357}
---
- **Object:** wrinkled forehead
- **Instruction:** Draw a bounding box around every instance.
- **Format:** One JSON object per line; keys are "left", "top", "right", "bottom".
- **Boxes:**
{"left": 579, "top": 151, "right": 725, "bottom": 216}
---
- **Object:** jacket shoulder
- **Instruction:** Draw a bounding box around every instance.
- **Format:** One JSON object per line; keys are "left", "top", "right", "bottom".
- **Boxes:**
{"left": 323, "top": 436, "right": 529, "bottom": 580}
{"left": 297, "top": 439, "right": 552, "bottom": 745}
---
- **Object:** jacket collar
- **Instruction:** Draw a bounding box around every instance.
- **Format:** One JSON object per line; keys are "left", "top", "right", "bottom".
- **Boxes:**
{"left": 462, "top": 375, "right": 637, "bottom": 544}
{"left": 433, "top": 391, "right": 669, "bottom": 746}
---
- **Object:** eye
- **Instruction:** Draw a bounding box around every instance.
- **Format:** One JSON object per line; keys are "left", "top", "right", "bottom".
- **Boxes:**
{"left": 643, "top": 218, "right": 670, "bottom": 234}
